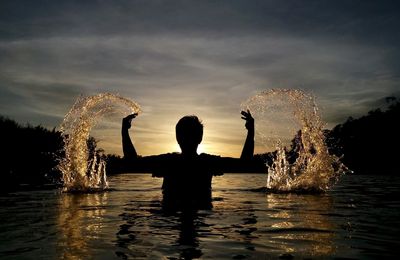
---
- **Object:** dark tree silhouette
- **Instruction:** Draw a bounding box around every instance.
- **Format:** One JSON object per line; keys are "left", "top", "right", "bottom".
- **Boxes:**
{"left": 325, "top": 97, "right": 400, "bottom": 174}
{"left": 0, "top": 116, "right": 64, "bottom": 190}
{"left": 0, "top": 116, "right": 102, "bottom": 191}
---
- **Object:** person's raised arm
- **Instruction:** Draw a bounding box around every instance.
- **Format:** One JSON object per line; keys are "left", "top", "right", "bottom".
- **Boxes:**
{"left": 122, "top": 113, "right": 138, "bottom": 160}
{"left": 240, "top": 110, "right": 254, "bottom": 160}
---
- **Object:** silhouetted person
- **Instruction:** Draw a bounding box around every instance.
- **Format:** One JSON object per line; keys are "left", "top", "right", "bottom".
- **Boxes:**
{"left": 121, "top": 111, "right": 254, "bottom": 209}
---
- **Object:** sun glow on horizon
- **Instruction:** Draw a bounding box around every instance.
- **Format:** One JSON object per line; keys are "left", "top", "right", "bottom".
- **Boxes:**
{"left": 171, "top": 143, "right": 207, "bottom": 155}
{"left": 197, "top": 143, "right": 207, "bottom": 154}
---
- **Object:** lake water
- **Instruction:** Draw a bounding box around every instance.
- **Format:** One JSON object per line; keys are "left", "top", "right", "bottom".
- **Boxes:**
{"left": 0, "top": 174, "right": 399, "bottom": 259}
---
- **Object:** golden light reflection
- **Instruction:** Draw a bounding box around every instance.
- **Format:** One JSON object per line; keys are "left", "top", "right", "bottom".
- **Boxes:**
{"left": 265, "top": 193, "right": 336, "bottom": 256}
{"left": 271, "top": 221, "right": 295, "bottom": 229}
{"left": 57, "top": 193, "right": 108, "bottom": 259}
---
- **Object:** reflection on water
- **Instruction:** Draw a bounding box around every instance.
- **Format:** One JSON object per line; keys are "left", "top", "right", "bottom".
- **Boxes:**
{"left": 111, "top": 175, "right": 335, "bottom": 259}
{"left": 1, "top": 174, "right": 399, "bottom": 259}
{"left": 265, "top": 193, "right": 335, "bottom": 256}
{"left": 57, "top": 193, "right": 108, "bottom": 259}
{"left": 116, "top": 205, "right": 209, "bottom": 259}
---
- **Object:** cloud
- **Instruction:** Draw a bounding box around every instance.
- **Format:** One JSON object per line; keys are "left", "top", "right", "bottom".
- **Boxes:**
{"left": 1, "top": 0, "right": 399, "bottom": 45}
{"left": 0, "top": 0, "right": 399, "bottom": 155}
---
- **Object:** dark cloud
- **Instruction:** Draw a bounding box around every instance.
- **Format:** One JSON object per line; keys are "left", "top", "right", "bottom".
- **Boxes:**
{"left": 1, "top": 0, "right": 399, "bottom": 46}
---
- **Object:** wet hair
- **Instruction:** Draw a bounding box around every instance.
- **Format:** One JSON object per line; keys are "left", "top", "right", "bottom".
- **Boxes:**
{"left": 175, "top": 115, "right": 203, "bottom": 145}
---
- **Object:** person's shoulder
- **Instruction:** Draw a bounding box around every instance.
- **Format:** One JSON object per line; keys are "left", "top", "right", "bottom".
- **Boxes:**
{"left": 199, "top": 153, "right": 225, "bottom": 176}
{"left": 149, "top": 153, "right": 181, "bottom": 178}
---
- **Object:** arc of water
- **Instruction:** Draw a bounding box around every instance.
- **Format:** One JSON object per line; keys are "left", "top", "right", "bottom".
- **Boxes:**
{"left": 242, "top": 89, "right": 346, "bottom": 192}
{"left": 58, "top": 93, "right": 141, "bottom": 192}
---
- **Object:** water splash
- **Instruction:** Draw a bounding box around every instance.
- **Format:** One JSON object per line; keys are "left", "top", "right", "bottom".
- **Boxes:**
{"left": 58, "top": 93, "right": 141, "bottom": 192}
{"left": 242, "top": 89, "right": 346, "bottom": 193}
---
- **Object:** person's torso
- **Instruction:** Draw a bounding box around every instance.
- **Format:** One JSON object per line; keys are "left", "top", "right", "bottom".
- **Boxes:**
{"left": 153, "top": 153, "right": 221, "bottom": 200}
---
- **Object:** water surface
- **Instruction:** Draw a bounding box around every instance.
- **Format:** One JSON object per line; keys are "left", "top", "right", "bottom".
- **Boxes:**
{"left": 1, "top": 174, "right": 399, "bottom": 259}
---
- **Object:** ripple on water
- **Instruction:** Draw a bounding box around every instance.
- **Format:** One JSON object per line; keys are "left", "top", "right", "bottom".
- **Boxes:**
{"left": 0, "top": 174, "right": 399, "bottom": 258}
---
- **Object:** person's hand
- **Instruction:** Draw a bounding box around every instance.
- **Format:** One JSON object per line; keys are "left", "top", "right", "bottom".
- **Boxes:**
{"left": 122, "top": 113, "right": 138, "bottom": 130}
{"left": 241, "top": 110, "right": 254, "bottom": 131}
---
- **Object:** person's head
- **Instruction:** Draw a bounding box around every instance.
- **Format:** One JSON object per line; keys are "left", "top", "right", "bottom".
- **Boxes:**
{"left": 176, "top": 115, "right": 203, "bottom": 155}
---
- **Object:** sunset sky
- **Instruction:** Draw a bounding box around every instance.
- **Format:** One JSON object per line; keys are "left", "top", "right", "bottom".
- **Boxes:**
{"left": 1, "top": 0, "right": 399, "bottom": 157}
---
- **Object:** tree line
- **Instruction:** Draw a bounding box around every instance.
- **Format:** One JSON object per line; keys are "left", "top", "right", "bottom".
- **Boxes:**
{"left": 0, "top": 116, "right": 97, "bottom": 191}
{"left": 0, "top": 116, "right": 63, "bottom": 190}
{"left": 1, "top": 96, "right": 398, "bottom": 190}
{"left": 324, "top": 97, "right": 399, "bottom": 175}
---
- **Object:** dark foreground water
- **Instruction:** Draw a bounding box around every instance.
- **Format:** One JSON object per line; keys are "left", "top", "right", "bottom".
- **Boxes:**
{"left": 0, "top": 174, "right": 399, "bottom": 259}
